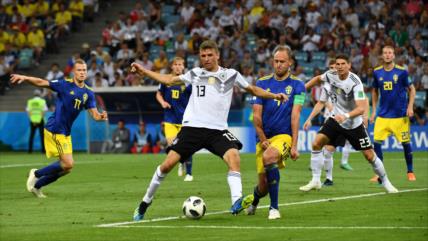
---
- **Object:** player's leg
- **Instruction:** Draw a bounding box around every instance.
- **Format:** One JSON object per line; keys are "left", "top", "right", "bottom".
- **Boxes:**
{"left": 38, "top": 122, "right": 45, "bottom": 153}
{"left": 300, "top": 132, "right": 330, "bottom": 191}
{"left": 346, "top": 124, "right": 398, "bottom": 193}
{"left": 164, "top": 123, "right": 184, "bottom": 177}
{"left": 323, "top": 145, "right": 335, "bottom": 186}
{"left": 340, "top": 141, "right": 353, "bottom": 171}
{"left": 262, "top": 145, "right": 282, "bottom": 219}
{"left": 28, "top": 122, "right": 37, "bottom": 153}
{"left": 134, "top": 150, "right": 182, "bottom": 221}
{"left": 183, "top": 156, "right": 193, "bottom": 181}
{"left": 134, "top": 127, "right": 202, "bottom": 220}
{"left": 371, "top": 117, "right": 390, "bottom": 182}
{"left": 393, "top": 117, "right": 415, "bottom": 180}
{"left": 246, "top": 142, "right": 268, "bottom": 215}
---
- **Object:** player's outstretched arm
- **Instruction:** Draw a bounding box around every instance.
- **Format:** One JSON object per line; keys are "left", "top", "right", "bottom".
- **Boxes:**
{"left": 88, "top": 108, "right": 108, "bottom": 121}
{"left": 131, "top": 62, "right": 183, "bottom": 86}
{"left": 10, "top": 74, "right": 49, "bottom": 88}
{"left": 303, "top": 101, "right": 326, "bottom": 131}
{"left": 244, "top": 85, "right": 288, "bottom": 102}
{"left": 305, "top": 75, "right": 322, "bottom": 90}
{"left": 407, "top": 85, "right": 416, "bottom": 118}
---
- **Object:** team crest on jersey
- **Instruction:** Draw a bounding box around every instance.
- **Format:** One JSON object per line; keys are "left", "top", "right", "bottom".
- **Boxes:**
{"left": 219, "top": 72, "right": 226, "bottom": 80}
{"left": 285, "top": 86, "right": 293, "bottom": 95}
{"left": 393, "top": 74, "right": 398, "bottom": 83}
{"left": 335, "top": 88, "right": 342, "bottom": 95}
{"left": 181, "top": 85, "right": 186, "bottom": 91}
{"left": 208, "top": 77, "right": 216, "bottom": 85}
{"left": 70, "top": 91, "right": 75, "bottom": 95}
{"left": 83, "top": 93, "right": 88, "bottom": 104}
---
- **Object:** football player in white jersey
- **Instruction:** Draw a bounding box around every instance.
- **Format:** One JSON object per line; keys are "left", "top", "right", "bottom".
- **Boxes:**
{"left": 300, "top": 54, "right": 398, "bottom": 193}
{"left": 130, "top": 40, "right": 288, "bottom": 221}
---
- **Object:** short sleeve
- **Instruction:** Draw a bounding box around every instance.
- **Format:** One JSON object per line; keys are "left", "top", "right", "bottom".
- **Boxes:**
{"left": 158, "top": 84, "right": 166, "bottom": 94}
{"left": 319, "top": 83, "right": 330, "bottom": 102}
{"left": 320, "top": 70, "right": 332, "bottom": 83}
{"left": 401, "top": 70, "right": 412, "bottom": 88}
{"left": 353, "top": 82, "right": 366, "bottom": 100}
{"left": 233, "top": 71, "right": 250, "bottom": 89}
{"left": 49, "top": 79, "right": 64, "bottom": 93}
{"left": 179, "top": 68, "right": 197, "bottom": 84}
{"left": 252, "top": 80, "right": 263, "bottom": 105}
{"left": 85, "top": 91, "right": 97, "bottom": 109}
{"left": 293, "top": 81, "right": 306, "bottom": 105}
{"left": 372, "top": 71, "right": 379, "bottom": 88}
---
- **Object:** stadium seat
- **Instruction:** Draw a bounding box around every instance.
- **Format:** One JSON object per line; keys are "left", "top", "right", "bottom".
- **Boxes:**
{"left": 17, "top": 48, "right": 34, "bottom": 70}
{"left": 295, "top": 51, "right": 308, "bottom": 64}
{"left": 311, "top": 60, "right": 326, "bottom": 70}
{"left": 186, "top": 55, "right": 197, "bottom": 68}
{"left": 312, "top": 52, "right": 327, "bottom": 62}
{"left": 163, "top": 15, "right": 180, "bottom": 25}
{"left": 162, "top": 5, "right": 175, "bottom": 14}
{"left": 299, "top": 62, "right": 314, "bottom": 76}
{"left": 415, "top": 91, "right": 426, "bottom": 108}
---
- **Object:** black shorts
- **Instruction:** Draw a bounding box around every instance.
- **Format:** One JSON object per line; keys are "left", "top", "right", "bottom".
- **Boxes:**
{"left": 319, "top": 118, "right": 372, "bottom": 150}
{"left": 168, "top": 126, "right": 243, "bottom": 161}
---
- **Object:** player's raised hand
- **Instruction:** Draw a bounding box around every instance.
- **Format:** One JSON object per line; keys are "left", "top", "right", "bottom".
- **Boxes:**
{"left": 303, "top": 119, "right": 312, "bottom": 131}
{"left": 130, "top": 62, "right": 145, "bottom": 75}
{"left": 10, "top": 74, "right": 27, "bottom": 84}
{"left": 274, "top": 93, "right": 288, "bottom": 102}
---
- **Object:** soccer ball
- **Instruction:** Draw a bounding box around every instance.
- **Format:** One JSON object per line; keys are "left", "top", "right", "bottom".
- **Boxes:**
{"left": 182, "top": 196, "right": 206, "bottom": 219}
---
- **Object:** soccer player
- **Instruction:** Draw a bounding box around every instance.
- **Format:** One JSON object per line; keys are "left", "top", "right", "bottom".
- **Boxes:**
{"left": 10, "top": 59, "right": 108, "bottom": 198}
{"left": 300, "top": 54, "right": 398, "bottom": 193}
{"left": 156, "top": 57, "right": 194, "bottom": 181}
{"left": 370, "top": 45, "right": 416, "bottom": 181}
{"left": 303, "top": 61, "right": 357, "bottom": 186}
{"left": 130, "top": 40, "right": 287, "bottom": 220}
{"left": 246, "top": 45, "right": 304, "bottom": 219}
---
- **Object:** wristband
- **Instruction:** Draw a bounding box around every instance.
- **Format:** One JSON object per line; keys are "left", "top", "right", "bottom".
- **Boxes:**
{"left": 344, "top": 113, "right": 350, "bottom": 119}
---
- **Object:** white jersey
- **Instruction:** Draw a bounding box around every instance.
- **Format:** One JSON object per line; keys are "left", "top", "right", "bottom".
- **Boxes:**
{"left": 179, "top": 67, "right": 249, "bottom": 130}
{"left": 320, "top": 70, "right": 366, "bottom": 129}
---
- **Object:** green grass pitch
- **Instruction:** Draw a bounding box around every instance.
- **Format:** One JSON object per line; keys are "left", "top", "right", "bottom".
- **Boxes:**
{"left": 1, "top": 151, "right": 427, "bottom": 241}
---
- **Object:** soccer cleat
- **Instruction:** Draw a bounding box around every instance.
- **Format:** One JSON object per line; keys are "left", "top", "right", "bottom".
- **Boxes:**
{"left": 230, "top": 194, "right": 254, "bottom": 215}
{"left": 133, "top": 201, "right": 151, "bottom": 221}
{"left": 178, "top": 163, "right": 184, "bottom": 177}
{"left": 299, "top": 180, "right": 322, "bottom": 192}
{"left": 268, "top": 208, "right": 281, "bottom": 220}
{"left": 30, "top": 187, "right": 46, "bottom": 198}
{"left": 340, "top": 163, "right": 353, "bottom": 171}
{"left": 184, "top": 174, "right": 193, "bottom": 182}
{"left": 407, "top": 172, "right": 416, "bottom": 181}
{"left": 322, "top": 179, "right": 334, "bottom": 186}
{"left": 26, "top": 168, "right": 38, "bottom": 192}
{"left": 246, "top": 204, "right": 257, "bottom": 215}
{"left": 383, "top": 182, "right": 399, "bottom": 193}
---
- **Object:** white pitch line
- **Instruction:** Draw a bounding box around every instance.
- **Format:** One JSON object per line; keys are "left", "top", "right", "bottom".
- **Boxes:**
{"left": 113, "top": 225, "right": 428, "bottom": 230}
{"left": 1, "top": 157, "right": 423, "bottom": 169}
{"left": 96, "top": 187, "right": 428, "bottom": 228}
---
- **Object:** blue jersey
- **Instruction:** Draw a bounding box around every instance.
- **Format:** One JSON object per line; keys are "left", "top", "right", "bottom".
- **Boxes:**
{"left": 372, "top": 65, "right": 412, "bottom": 118}
{"left": 158, "top": 84, "right": 191, "bottom": 124}
{"left": 253, "top": 74, "right": 305, "bottom": 140}
{"left": 45, "top": 79, "right": 96, "bottom": 136}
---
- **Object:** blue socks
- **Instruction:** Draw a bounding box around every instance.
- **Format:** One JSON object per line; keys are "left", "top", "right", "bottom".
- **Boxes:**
{"left": 34, "top": 161, "right": 64, "bottom": 189}
{"left": 402, "top": 142, "right": 413, "bottom": 173}
{"left": 265, "top": 164, "right": 280, "bottom": 210}
{"left": 185, "top": 157, "right": 192, "bottom": 175}
{"left": 374, "top": 142, "right": 383, "bottom": 162}
{"left": 35, "top": 161, "right": 63, "bottom": 178}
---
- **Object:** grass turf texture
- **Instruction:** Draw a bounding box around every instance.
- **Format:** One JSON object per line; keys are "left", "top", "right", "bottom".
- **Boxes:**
{"left": 0, "top": 152, "right": 427, "bottom": 241}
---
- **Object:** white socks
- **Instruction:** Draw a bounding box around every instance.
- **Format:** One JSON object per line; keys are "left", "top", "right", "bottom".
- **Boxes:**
{"left": 143, "top": 166, "right": 166, "bottom": 203}
{"left": 323, "top": 149, "right": 334, "bottom": 181}
{"left": 341, "top": 142, "right": 351, "bottom": 165}
{"left": 311, "top": 150, "right": 324, "bottom": 183}
{"left": 371, "top": 156, "right": 390, "bottom": 183}
{"left": 227, "top": 171, "right": 242, "bottom": 204}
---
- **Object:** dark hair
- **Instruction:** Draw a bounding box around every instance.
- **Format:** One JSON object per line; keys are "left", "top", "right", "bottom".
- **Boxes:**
{"left": 199, "top": 40, "right": 219, "bottom": 53}
{"left": 335, "top": 54, "right": 349, "bottom": 63}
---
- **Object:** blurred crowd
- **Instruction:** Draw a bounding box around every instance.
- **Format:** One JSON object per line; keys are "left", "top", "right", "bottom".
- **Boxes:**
{"left": 1, "top": 0, "right": 427, "bottom": 123}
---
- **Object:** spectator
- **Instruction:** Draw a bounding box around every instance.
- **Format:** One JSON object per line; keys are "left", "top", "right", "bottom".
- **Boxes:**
{"left": 45, "top": 63, "right": 64, "bottom": 82}
{"left": 153, "top": 50, "right": 168, "bottom": 74}
{"left": 151, "top": 122, "right": 167, "bottom": 154}
{"left": 131, "top": 121, "right": 152, "bottom": 154}
{"left": 93, "top": 72, "right": 109, "bottom": 88}
{"left": 0, "top": 54, "right": 11, "bottom": 95}
{"left": 111, "top": 119, "right": 130, "bottom": 153}
{"left": 301, "top": 27, "right": 320, "bottom": 52}
{"left": 43, "top": 89, "right": 57, "bottom": 111}
{"left": 69, "top": 0, "right": 84, "bottom": 31}
{"left": 26, "top": 89, "right": 47, "bottom": 154}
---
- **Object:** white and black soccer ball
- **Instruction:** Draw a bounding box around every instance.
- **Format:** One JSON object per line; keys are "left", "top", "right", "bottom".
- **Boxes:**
{"left": 182, "top": 196, "right": 206, "bottom": 219}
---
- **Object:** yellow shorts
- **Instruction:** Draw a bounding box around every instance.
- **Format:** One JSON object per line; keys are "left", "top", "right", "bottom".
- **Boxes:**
{"left": 256, "top": 134, "right": 292, "bottom": 174}
{"left": 44, "top": 129, "right": 73, "bottom": 158}
{"left": 164, "top": 122, "right": 182, "bottom": 139}
{"left": 374, "top": 117, "right": 411, "bottom": 143}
